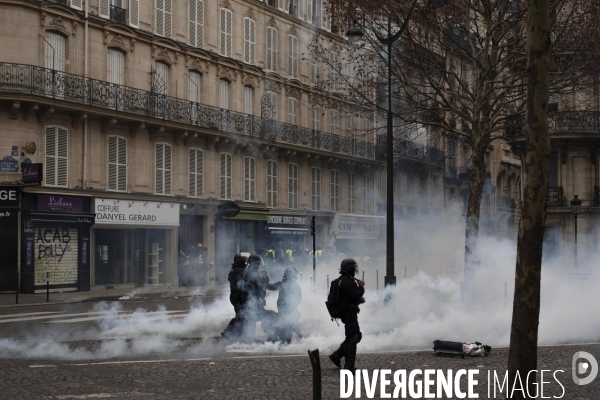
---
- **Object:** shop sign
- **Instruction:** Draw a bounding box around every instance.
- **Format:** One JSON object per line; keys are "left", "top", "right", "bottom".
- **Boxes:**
{"left": 0, "top": 156, "right": 18, "bottom": 172}
{"left": 218, "top": 202, "right": 240, "bottom": 218}
{"left": 0, "top": 186, "right": 20, "bottom": 207}
{"left": 94, "top": 198, "right": 180, "bottom": 226}
{"left": 332, "top": 214, "right": 382, "bottom": 239}
{"left": 267, "top": 214, "right": 309, "bottom": 235}
{"left": 38, "top": 195, "right": 84, "bottom": 213}
{"left": 22, "top": 163, "right": 43, "bottom": 183}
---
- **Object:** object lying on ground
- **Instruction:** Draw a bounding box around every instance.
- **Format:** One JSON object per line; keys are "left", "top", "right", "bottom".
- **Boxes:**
{"left": 433, "top": 340, "right": 492, "bottom": 357}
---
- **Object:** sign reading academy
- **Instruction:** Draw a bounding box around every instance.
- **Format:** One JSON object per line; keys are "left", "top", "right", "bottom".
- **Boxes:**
{"left": 267, "top": 214, "right": 309, "bottom": 235}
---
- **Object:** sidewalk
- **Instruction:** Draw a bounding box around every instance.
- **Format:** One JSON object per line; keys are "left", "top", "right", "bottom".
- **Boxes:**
{"left": 0, "top": 284, "right": 229, "bottom": 309}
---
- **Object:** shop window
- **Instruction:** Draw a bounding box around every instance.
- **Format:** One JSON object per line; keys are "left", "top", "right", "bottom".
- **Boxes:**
{"left": 348, "top": 172, "right": 355, "bottom": 213}
{"left": 108, "top": 135, "right": 127, "bottom": 192}
{"left": 189, "top": 0, "right": 204, "bottom": 48}
{"left": 220, "top": 8, "right": 232, "bottom": 57}
{"left": 267, "top": 160, "right": 277, "bottom": 208}
{"left": 363, "top": 174, "right": 372, "bottom": 214}
{"left": 220, "top": 152, "right": 232, "bottom": 199}
{"left": 244, "top": 156, "right": 256, "bottom": 202}
{"left": 244, "top": 17, "right": 255, "bottom": 65}
{"left": 288, "top": 163, "right": 298, "bottom": 209}
{"left": 45, "top": 125, "right": 68, "bottom": 188}
{"left": 155, "top": 0, "right": 172, "bottom": 38}
{"left": 330, "top": 169, "right": 339, "bottom": 212}
{"left": 155, "top": 142, "right": 172, "bottom": 195}
{"left": 189, "top": 148, "right": 203, "bottom": 198}
{"left": 311, "top": 166, "right": 321, "bottom": 211}
{"left": 266, "top": 26, "right": 277, "bottom": 71}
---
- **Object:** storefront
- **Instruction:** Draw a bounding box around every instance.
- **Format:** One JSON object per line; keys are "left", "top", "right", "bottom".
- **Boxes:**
{"left": 331, "top": 213, "right": 383, "bottom": 264}
{"left": 92, "top": 198, "right": 179, "bottom": 287}
{"left": 0, "top": 186, "right": 20, "bottom": 291}
{"left": 20, "top": 193, "right": 95, "bottom": 293}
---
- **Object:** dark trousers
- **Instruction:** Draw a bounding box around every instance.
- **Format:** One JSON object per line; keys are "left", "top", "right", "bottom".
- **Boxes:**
{"left": 332, "top": 308, "right": 362, "bottom": 369}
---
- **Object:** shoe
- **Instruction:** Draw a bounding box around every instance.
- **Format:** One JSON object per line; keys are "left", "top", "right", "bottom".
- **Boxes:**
{"left": 329, "top": 353, "right": 342, "bottom": 368}
{"left": 343, "top": 367, "right": 356, "bottom": 373}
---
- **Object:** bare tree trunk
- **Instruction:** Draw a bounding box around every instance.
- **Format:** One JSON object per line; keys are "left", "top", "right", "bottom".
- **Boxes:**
{"left": 507, "top": 0, "right": 551, "bottom": 397}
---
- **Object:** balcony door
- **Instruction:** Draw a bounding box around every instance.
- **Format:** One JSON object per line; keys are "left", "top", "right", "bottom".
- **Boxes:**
{"left": 107, "top": 49, "right": 124, "bottom": 109}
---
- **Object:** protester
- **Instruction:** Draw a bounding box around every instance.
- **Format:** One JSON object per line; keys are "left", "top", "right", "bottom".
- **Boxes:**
{"left": 265, "top": 266, "right": 302, "bottom": 345}
{"left": 221, "top": 254, "right": 248, "bottom": 343}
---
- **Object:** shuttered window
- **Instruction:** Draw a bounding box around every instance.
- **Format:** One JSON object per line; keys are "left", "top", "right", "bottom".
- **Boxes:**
{"left": 244, "top": 156, "right": 255, "bottom": 202}
{"left": 330, "top": 51, "right": 339, "bottom": 91}
{"left": 107, "top": 49, "right": 124, "bottom": 85}
{"left": 189, "top": 0, "right": 204, "bottom": 47}
{"left": 288, "top": 35, "right": 298, "bottom": 78}
{"left": 266, "top": 91, "right": 277, "bottom": 120}
{"left": 348, "top": 172, "right": 355, "bottom": 213}
{"left": 245, "top": 86, "right": 253, "bottom": 115}
{"left": 363, "top": 174, "right": 372, "bottom": 214}
{"left": 267, "top": 160, "right": 277, "bottom": 208}
{"left": 244, "top": 18, "right": 255, "bottom": 65}
{"left": 45, "top": 32, "right": 65, "bottom": 72}
{"left": 155, "top": 0, "right": 172, "bottom": 38}
{"left": 288, "top": 163, "right": 298, "bottom": 210}
{"left": 189, "top": 148, "right": 203, "bottom": 197}
{"left": 188, "top": 70, "right": 200, "bottom": 122}
{"left": 99, "top": 0, "right": 109, "bottom": 18}
{"left": 330, "top": 110, "right": 339, "bottom": 135}
{"left": 288, "top": 97, "right": 298, "bottom": 125}
{"left": 330, "top": 169, "right": 339, "bottom": 212}
{"left": 220, "top": 8, "right": 232, "bottom": 57}
{"left": 266, "top": 27, "right": 277, "bottom": 71}
{"left": 311, "top": 106, "right": 320, "bottom": 131}
{"left": 108, "top": 135, "right": 127, "bottom": 192}
{"left": 45, "top": 125, "right": 68, "bottom": 187}
{"left": 220, "top": 153, "right": 232, "bottom": 199}
{"left": 220, "top": 79, "right": 229, "bottom": 110}
{"left": 363, "top": 117, "right": 372, "bottom": 143}
{"left": 311, "top": 167, "right": 321, "bottom": 211}
{"left": 129, "top": 0, "right": 139, "bottom": 28}
{"left": 155, "top": 143, "right": 172, "bottom": 195}
{"left": 70, "top": 0, "right": 82, "bottom": 11}
{"left": 310, "top": 52, "right": 319, "bottom": 84}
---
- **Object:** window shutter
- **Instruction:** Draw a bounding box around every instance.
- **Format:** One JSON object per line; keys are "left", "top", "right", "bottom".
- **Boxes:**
{"left": 220, "top": 9, "right": 226, "bottom": 55}
{"left": 117, "top": 136, "right": 127, "bottom": 191}
{"left": 156, "top": 0, "right": 164, "bottom": 36}
{"left": 99, "top": 0, "right": 109, "bottom": 19}
{"left": 107, "top": 49, "right": 124, "bottom": 86}
{"left": 189, "top": 149, "right": 196, "bottom": 196}
{"left": 196, "top": 149, "right": 203, "bottom": 197}
{"left": 250, "top": 19, "right": 255, "bottom": 64}
{"left": 164, "top": 0, "right": 172, "bottom": 38}
{"left": 266, "top": 28, "right": 272, "bottom": 69}
{"left": 155, "top": 143, "right": 164, "bottom": 194}
{"left": 250, "top": 158, "right": 255, "bottom": 201}
{"left": 220, "top": 9, "right": 232, "bottom": 57}
{"left": 57, "top": 126, "right": 68, "bottom": 187}
{"left": 189, "top": 0, "right": 197, "bottom": 46}
{"left": 189, "top": 0, "right": 204, "bottom": 47}
{"left": 226, "top": 10, "right": 232, "bottom": 56}
{"left": 71, "top": 0, "right": 82, "bottom": 11}
{"left": 164, "top": 144, "right": 171, "bottom": 194}
{"left": 220, "top": 153, "right": 226, "bottom": 198}
{"left": 226, "top": 154, "right": 231, "bottom": 199}
{"left": 45, "top": 126, "right": 57, "bottom": 186}
{"left": 108, "top": 136, "right": 117, "bottom": 190}
{"left": 129, "top": 0, "right": 139, "bottom": 28}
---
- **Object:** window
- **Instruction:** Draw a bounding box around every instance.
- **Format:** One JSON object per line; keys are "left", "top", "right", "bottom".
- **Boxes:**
{"left": 288, "top": 163, "right": 298, "bottom": 209}
{"left": 330, "top": 110, "right": 339, "bottom": 135}
{"left": 288, "top": 35, "right": 298, "bottom": 77}
{"left": 266, "top": 27, "right": 278, "bottom": 71}
{"left": 129, "top": 0, "right": 139, "bottom": 28}
{"left": 220, "top": 8, "right": 232, "bottom": 57}
{"left": 266, "top": 91, "right": 278, "bottom": 120}
{"left": 107, "top": 49, "right": 124, "bottom": 85}
{"left": 310, "top": 52, "right": 319, "bottom": 84}
{"left": 189, "top": 0, "right": 204, "bottom": 47}
{"left": 311, "top": 106, "right": 320, "bottom": 131}
{"left": 362, "top": 117, "right": 372, "bottom": 142}
{"left": 220, "top": 152, "right": 232, "bottom": 199}
{"left": 347, "top": 115, "right": 355, "bottom": 138}
{"left": 244, "top": 156, "right": 256, "bottom": 202}
{"left": 99, "top": 0, "right": 109, "bottom": 18}
{"left": 375, "top": 170, "right": 382, "bottom": 197}
{"left": 348, "top": 172, "right": 355, "bottom": 213}
{"left": 330, "top": 170, "right": 339, "bottom": 211}
{"left": 154, "top": 61, "right": 169, "bottom": 94}
{"left": 45, "top": 31, "right": 65, "bottom": 72}
{"left": 244, "top": 18, "right": 256, "bottom": 65}
{"left": 462, "top": 145, "right": 469, "bottom": 167}
{"left": 220, "top": 79, "right": 229, "bottom": 110}
{"left": 363, "top": 175, "right": 372, "bottom": 214}
{"left": 155, "top": 143, "right": 171, "bottom": 195}
{"left": 288, "top": 97, "right": 298, "bottom": 125}
{"left": 70, "top": 0, "right": 82, "bottom": 11}
{"left": 267, "top": 160, "right": 277, "bottom": 208}
{"left": 45, "top": 125, "right": 68, "bottom": 187}
{"left": 188, "top": 70, "right": 200, "bottom": 122}
{"left": 306, "top": 0, "right": 313, "bottom": 22}
{"left": 189, "top": 148, "right": 203, "bottom": 197}
{"left": 311, "top": 167, "right": 321, "bottom": 211}
{"left": 244, "top": 86, "right": 253, "bottom": 115}
{"left": 108, "top": 135, "right": 127, "bottom": 192}
{"left": 449, "top": 141, "right": 456, "bottom": 168}
{"left": 329, "top": 51, "right": 338, "bottom": 91}
{"left": 155, "top": 0, "right": 172, "bottom": 38}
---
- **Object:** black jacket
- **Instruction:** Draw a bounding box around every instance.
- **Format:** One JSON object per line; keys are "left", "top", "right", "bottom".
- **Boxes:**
{"left": 338, "top": 273, "right": 365, "bottom": 311}
{"left": 228, "top": 265, "right": 246, "bottom": 304}
{"left": 242, "top": 267, "right": 268, "bottom": 309}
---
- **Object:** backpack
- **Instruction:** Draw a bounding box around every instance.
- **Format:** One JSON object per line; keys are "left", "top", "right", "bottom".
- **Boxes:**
{"left": 325, "top": 277, "right": 345, "bottom": 319}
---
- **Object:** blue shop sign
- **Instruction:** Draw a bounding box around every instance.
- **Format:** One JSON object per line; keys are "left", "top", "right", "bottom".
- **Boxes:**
{"left": 0, "top": 156, "right": 18, "bottom": 172}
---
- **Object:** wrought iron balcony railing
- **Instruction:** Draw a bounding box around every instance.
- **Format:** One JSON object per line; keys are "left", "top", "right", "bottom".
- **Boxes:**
{"left": 547, "top": 186, "right": 565, "bottom": 206}
{"left": 110, "top": 5, "right": 126, "bottom": 24}
{"left": 375, "top": 136, "right": 445, "bottom": 165}
{"left": 47, "top": 0, "right": 67, "bottom": 4}
{"left": 0, "top": 62, "right": 375, "bottom": 159}
{"left": 509, "top": 111, "right": 600, "bottom": 139}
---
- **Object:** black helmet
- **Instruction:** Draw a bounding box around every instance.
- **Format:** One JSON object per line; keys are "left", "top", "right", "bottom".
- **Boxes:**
{"left": 247, "top": 253, "right": 264, "bottom": 266}
{"left": 340, "top": 258, "right": 359, "bottom": 274}
{"left": 283, "top": 266, "right": 298, "bottom": 281}
{"left": 232, "top": 253, "right": 247, "bottom": 267}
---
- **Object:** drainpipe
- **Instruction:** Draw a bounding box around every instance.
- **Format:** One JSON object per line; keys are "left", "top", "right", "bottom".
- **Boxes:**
{"left": 82, "top": 0, "right": 89, "bottom": 189}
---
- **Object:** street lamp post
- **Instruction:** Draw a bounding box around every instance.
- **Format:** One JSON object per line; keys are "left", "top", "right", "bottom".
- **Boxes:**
{"left": 570, "top": 195, "right": 582, "bottom": 269}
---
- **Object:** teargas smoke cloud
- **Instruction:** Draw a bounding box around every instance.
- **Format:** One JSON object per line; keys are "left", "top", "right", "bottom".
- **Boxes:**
{"left": 0, "top": 213, "right": 598, "bottom": 360}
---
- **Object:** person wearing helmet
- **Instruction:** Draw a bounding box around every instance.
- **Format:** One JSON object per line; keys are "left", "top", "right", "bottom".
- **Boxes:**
{"left": 265, "top": 266, "right": 302, "bottom": 345}
{"left": 221, "top": 253, "right": 248, "bottom": 343}
{"left": 328, "top": 258, "right": 365, "bottom": 372}
{"left": 239, "top": 253, "right": 270, "bottom": 342}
